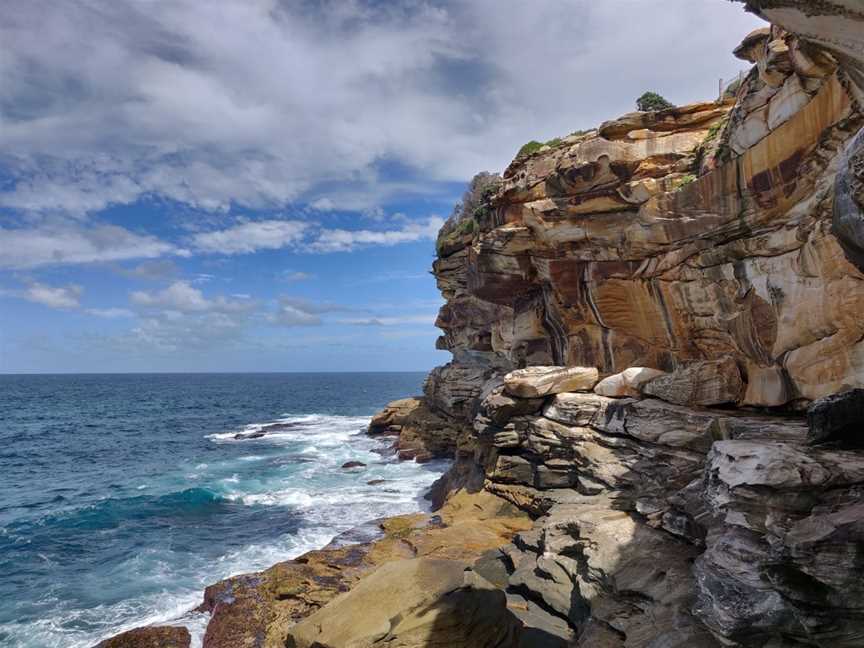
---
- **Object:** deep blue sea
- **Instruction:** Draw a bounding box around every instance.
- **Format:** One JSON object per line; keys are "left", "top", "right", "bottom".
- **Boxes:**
{"left": 0, "top": 373, "right": 443, "bottom": 648}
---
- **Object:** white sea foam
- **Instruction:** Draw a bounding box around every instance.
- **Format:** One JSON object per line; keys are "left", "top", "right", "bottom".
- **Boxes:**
{"left": 11, "top": 412, "right": 448, "bottom": 648}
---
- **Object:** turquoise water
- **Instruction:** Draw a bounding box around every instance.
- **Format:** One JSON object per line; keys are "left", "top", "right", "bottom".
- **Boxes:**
{"left": 0, "top": 373, "right": 443, "bottom": 648}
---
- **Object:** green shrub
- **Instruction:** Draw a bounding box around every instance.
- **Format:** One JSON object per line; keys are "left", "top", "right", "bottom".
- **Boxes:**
{"left": 518, "top": 140, "right": 544, "bottom": 157}
{"left": 636, "top": 91, "right": 674, "bottom": 112}
{"left": 436, "top": 172, "right": 501, "bottom": 255}
{"left": 677, "top": 174, "right": 697, "bottom": 188}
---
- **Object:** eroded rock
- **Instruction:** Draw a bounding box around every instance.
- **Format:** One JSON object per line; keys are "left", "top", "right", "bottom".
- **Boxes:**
{"left": 504, "top": 366, "right": 599, "bottom": 398}
{"left": 96, "top": 626, "right": 191, "bottom": 648}
{"left": 643, "top": 358, "right": 744, "bottom": 407}
{"left": 285, "top": 558, "right": 521, "bottom": 648}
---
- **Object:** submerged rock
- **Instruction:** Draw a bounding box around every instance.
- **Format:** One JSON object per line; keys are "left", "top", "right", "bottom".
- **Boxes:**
{"left": 341, "top": 460, "right": 366, "bottom": 469}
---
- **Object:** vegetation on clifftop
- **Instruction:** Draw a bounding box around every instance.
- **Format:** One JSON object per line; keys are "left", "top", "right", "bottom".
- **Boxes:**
{"left": 436, "top": 172, "right": 501, "bottom": 255}
{"left": 636, "top": 91, "right": 674, "bottom": 112}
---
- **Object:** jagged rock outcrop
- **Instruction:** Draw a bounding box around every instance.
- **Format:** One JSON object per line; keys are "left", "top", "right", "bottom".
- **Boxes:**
{"left": 97, "top": 5, "right": 864, "bottom": 648}
{"left": 359, "top": 5, "right": 864, "bottom": 646}
{"left": 199, "top": 490, "right": 530, "bottom": 648}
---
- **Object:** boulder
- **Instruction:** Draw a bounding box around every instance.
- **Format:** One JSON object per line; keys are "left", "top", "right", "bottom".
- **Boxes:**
{"left": 285, "top": 558, "right": 521, "bottom": 648}
{"left": 480, "top": 386, "right": 544, "bottom": 426}
{"left": 807, "top": 389, "right": 864, "bottom": 445}
{"left": 341, "top": 461, "right": 366, "bottom": 469}
{"left": 593, "top": 367, "right": 667, "bottom": 398}
{"left": 643, "top": 358, "right": 744, "bottom": 407}
{"left": 96, "top": 626, "right": 190, "bottom": 648}
{"left": 504, "top": 366, "right": 599, "bottom": 398}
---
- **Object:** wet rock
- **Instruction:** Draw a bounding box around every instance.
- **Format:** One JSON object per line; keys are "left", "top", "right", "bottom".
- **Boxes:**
{"left": 233, "top": 430, "right": 266, "bottom": 440}
{"left": 341, "top": 461, "right": 366, "bottom": 469}
{"left": 95, "top": 626, "right": 190, "bottom": 648}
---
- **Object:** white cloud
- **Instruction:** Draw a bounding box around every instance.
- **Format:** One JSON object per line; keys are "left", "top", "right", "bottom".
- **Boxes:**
{"left": 130, "top": 281, "right": 254, "bottom": 313}
{"left": 0, "top": 1, "right": 764, "bottom": 216}
{"left": 0, "top": 224, "right": 182, "bottom": 269}
{"left": 310, "top": 216, "right": 444, "bottom": 252}
{"left": 338, "top": 314, "right": 436, "bottom": 326}
{"left": 192, "top": 220, "right": 309, "bottom": 254}
{"left": 86, "top": 307, "right": 135, "bottom": 318}
{"left": 23, "top": 281, "right": 83, "bottom": 309}
{"left": 310, "top": 198, "right": 336, "bottom": 211}
{"left": 279, "top": 270, "right": 314, "bottom": 283}
{"left": 115, "top": 259, "right": 180, "bottom": 280}
{"left": 270, "top": 303, "right": 322, "bottom": 327}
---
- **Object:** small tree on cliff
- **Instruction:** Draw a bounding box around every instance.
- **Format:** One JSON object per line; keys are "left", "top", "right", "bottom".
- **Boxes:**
{"left": 636, "top": 91, "right": 674, "bottom": 112}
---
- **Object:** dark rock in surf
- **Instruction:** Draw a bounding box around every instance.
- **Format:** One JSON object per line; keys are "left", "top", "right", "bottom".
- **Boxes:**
{"left": 95, "top": 626, "right": 190, "bottom": 648}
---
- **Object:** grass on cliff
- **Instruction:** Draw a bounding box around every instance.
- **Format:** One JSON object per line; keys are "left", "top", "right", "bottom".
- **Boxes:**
{"left": 517, "top": 130, "right": 590, "bottom": 159}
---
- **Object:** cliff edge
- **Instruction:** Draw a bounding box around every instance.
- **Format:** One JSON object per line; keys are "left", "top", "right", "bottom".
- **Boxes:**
{"left": 363, "top": 2, "right": 864, "bottom": 646}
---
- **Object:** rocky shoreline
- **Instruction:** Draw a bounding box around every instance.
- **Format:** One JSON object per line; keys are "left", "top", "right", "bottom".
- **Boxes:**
{"left": 99, "top": 2, "right": 864, "bottom": 646}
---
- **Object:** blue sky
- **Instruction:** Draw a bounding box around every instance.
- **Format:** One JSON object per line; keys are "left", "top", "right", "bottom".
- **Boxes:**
{"left": 0, "top": 1, "right": 764, "bottom": 372}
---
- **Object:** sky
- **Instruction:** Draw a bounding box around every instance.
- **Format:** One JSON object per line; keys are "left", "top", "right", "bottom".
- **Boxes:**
{"left": 0, "top": 0, "right": 765, "bottom": 373}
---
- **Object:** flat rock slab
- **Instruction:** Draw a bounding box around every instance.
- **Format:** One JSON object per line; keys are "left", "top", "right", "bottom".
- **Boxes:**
{"left": 285, "top": 558, "right": 520, "bottom": 648}
{"left": 504, "top": 366, "right": 599, "bottom": 398}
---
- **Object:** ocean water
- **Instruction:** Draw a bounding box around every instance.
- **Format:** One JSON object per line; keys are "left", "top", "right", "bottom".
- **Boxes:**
{"left": 0, "top": 373, "right": 443, "bottom": 648}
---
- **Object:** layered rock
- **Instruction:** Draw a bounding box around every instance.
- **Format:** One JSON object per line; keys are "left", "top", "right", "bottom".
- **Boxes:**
{"left": 357, "top": 5, "right": 864, "bottom": 646}
{"left": 199, "top": 489, "right": 531, "bottom": 648}
{"left": 430, "top": 14, "right": 863, "bottom": 408}
{"left": 99, "top": 4, "right": 864, "bottom": 647}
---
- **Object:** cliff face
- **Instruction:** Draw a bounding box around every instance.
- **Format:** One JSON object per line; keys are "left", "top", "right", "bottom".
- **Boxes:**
{"left": 412, "top": 4, "right": 864, "bottom": 647}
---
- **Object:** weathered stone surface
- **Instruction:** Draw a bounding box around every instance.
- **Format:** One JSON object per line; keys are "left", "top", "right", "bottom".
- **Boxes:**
{"left": 807, "top": 388, "right": 864, "bottom": 445}
{"left": 643, "top": 358, "right": 744, "bottom": 407}
{"left": 593, "top": 367, "right": 667, "bottom": 398}
{"left": 285, "top": 558, "right": 521, "bottom": 648}
{"left": 200, "top": 490, "right": 530, "bottom": 648}
{"left": 480, "top": 385, "right": 544, "bottom": 426}
{"left": 504, "top": 366, "right": 599, "bottom": 398}
{"left": 96, "top": 626, "right": 191, "bottom": 648}
{"left": 368, "top": 396, "right": 463, "bottom": 461}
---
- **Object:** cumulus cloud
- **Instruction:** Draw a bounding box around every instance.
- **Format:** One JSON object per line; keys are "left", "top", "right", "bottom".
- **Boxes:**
{"left": 86, "top": 307, "right": 135, "bottom": 318}
{"left": 191, "top": 219, "right": 310, "bottom": 254}
{"left": 130, "top": 280, "right": 254, "bottom": 313}
{"left": 0, "top": 0, "right": 764, "bottom": 217}
{"left": 309, "top": 216, "right": 444, "bottom": 253}
{"left": 279, "top": 270, "right": 314, "bottom": 283}
{"left": 115, "top": 259, "right": 181, "bottom": 281}
{"left": 23, "top": 281, "right": 83, "bottom": 309}
{"left": 338, "top": 314, "right": 436, "bottom": 326}
{"left": 0, "top": 224, "right": 182, "bottom": 270}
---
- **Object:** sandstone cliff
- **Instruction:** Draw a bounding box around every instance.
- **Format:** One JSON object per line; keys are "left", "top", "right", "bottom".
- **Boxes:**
{"left": 99, "top": 3, "right": 864, "bottom": 647}
{"left": 367, "top": 3, "right": 864, "bottom": 647}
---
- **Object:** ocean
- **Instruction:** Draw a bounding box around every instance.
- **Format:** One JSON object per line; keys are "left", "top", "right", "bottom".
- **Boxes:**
{"left": 0, "top": 372, "right": 444, "bottom": 648}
